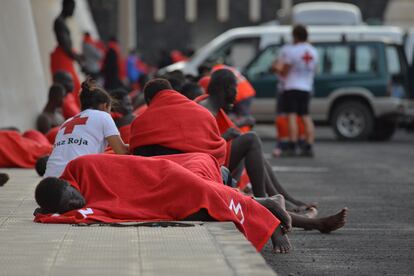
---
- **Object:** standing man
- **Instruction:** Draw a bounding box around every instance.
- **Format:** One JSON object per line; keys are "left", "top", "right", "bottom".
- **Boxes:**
{"left": 51, "top": 0, "right": 82, "bottom": 106}
{"left": 275, "top": 25, "right": 318, "bottom": 157}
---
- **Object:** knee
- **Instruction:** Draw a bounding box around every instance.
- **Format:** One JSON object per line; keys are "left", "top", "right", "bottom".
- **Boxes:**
{"left": 244, "top": 132, "right": 262, "bottom": 150}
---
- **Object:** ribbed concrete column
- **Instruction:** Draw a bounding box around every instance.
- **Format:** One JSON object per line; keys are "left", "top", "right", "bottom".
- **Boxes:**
{"left": 118, "top": 0, "right": 137, "bottom": 55}
{"left": 0, "top": 1, "right": 47, "bottom": 130}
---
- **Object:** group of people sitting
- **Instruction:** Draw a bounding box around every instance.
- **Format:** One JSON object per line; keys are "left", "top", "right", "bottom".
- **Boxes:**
{"left": 0, "top": 67, "right": 347, "bottom": 254}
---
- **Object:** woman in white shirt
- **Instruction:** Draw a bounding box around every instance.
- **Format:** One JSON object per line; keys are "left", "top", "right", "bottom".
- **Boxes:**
{"left": 44, "top": 78, "right": 128, "bottom": 177}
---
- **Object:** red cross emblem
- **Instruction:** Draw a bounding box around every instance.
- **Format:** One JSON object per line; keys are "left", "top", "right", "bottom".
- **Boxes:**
{"left": 61, "top": 115, "right": 88, "bottom": 134}
{"left": 302, "top": 51, "right": 314, "bottom": 65}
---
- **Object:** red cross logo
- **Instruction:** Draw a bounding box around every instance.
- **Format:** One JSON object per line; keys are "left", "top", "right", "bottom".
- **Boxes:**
{"left": 61, "top": 115, "right": 88, "bottom": 134}
{"left": 302, "top": 51, "right": 314, "bottom": 65}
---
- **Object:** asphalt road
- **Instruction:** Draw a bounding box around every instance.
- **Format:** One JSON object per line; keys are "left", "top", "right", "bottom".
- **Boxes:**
{"left": 257, "top": 126, "right": 414, "bottom": 276}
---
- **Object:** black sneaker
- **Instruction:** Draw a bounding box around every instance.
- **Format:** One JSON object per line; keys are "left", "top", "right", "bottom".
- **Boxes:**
{"left": 300, "top": 147, "right": 314, "bottom": 157}
{"left": 0, "top": 173, "right": 9, "bottom": 186}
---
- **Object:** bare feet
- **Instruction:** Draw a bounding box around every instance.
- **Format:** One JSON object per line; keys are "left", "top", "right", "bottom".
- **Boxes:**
{"left": 271, "top": 225, "right": 292, "bottom": 254}
{"left": 318, "top": 208, "right": 348, "bottom": 234}
{"left": 0, "top": 173, "right": 9, "bottom": 186}
{"left": 301, "top": 206, "right": 318, "bottom": 218}
{"left": 257, "top": 195, "right": 292, "bottom": 233}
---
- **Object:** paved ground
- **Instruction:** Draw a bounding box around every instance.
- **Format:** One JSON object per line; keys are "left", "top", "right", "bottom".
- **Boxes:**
{"left": 0, "top": 169, "right": 275, "bottom": 276}
{"left": 258, "top": 126, "right": 414, "bottom": 275}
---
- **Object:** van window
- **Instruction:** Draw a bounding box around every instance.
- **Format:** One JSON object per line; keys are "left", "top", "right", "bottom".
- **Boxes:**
{"left": 245, "top": 45, "right": 280, "bottom": 79}
{"left": 205, "top": 37, "right": 260, "bottom": 70}
{"left": 355, "top": 45, "right": 377, "bottom": 73}
{"left": 386, "top": 46, "right": 401, "bottom": 74}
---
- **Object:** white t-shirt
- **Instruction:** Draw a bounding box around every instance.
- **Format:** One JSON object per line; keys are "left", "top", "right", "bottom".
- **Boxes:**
{"left": 283, "top": 42, "right": 318, "bottom": 92}
{"left": 44, "top": 109, "right": 120, "bottom": 177}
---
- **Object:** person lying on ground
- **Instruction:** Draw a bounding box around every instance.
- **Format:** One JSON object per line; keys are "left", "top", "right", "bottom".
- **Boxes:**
{"left": 37, "top": 84, "right": 66, "bottom": 134}
{"left": 34, "top": 153, "right": 291, "bottom": 253}
{"left": 0, "top": 129, "right": 52, "bottom": 168}
{"left": 44, "top": 78, "right": 128, "bottom": 178}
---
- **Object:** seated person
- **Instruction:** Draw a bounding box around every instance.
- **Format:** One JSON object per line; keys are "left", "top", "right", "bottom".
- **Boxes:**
{"left": 198, "top": 69, "right": 316, "bottom": 211}
{"left": 129, "top": 79, "right": 227, "bottom": 165}
{"left": 110, "top": 88, "right": 135, "bottom": 143}
{"left": 34, "top": 153, "right": 290, "bottom": 253}
{"left": 44, "top": 78, "right": 128, "bottom": 178}
{"left": 37, "top": 84, "right": 66, "bottom": 134}
{"left": 53, "top": 71, "right": 80, "bottom": 119}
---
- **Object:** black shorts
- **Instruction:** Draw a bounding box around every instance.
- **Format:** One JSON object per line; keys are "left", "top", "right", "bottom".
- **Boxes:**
{"left": 282, "top": 90, "right": 311, "bottom": 115}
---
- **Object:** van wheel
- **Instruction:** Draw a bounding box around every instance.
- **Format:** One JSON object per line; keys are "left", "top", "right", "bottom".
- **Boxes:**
{"left": 369, "top": 119, "right": 397, "bottom": 141}
{"left": 331, "top": 101, "right": 374, "bottom": 141}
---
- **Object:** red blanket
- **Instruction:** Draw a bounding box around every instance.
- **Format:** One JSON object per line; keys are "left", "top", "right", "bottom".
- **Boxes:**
{"left": 0, "top": 130, "right": 52, "bottom": 168}
{"left": 50, "top": 46, "right": 81, "bottom": 107}
{"left": 130, "top": 90, "right": 227, "bottom": 165}
{"left": 34, "top": 153, "right": 278, "bottom": 251}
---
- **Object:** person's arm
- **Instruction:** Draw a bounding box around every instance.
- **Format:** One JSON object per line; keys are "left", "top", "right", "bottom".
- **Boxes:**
{"left": 106, "top": 135, "right": 129, "bottom": 154}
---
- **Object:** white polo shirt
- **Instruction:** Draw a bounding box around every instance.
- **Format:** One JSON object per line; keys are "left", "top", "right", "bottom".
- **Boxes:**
{"left": 44, "top": 109, "right": 119, "bottom": 177}
{"left": 283, "top": 42, "right": 318, "bottom": 92}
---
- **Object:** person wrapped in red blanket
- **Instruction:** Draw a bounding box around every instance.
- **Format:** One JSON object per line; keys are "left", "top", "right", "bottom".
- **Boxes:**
{"left": 0, "top": 130, "right": 52, "bottom": 168}
{"left": 129, "top": 79, "right": 227, "bottom": 165}
{"left": 34, "top": 153, "right": 286, "bottom": 252}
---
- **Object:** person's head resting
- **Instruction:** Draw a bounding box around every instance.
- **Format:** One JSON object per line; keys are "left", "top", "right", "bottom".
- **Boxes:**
{"left": 207, "top": 69, "right": 237, "bottom": 110}
{"left": 48, "top": 84, "right": 65, "bottom": 107}
{"left": 35, "top": 156, "right": 49, "bottom": 177}
{"left": 180, "top": 82, "right": 204, "bottom": 100}
{"left": 292, "top": 24, "right": 308, "bottom": 43}
{"left": 143, "top": 78, "right": 172, "bottom": 105}
{"left": 80, "top": 78, "right": 112, "bottom": 112}
{"left": 53, "top": 71, "right": 74, "bottom": 94}
{"left": 61, "top": 0, "right": 75, "bottom": 18}
{"left": 110, "top": 89, "right": 133, "bottom": 115}
{"left": 35, "top": 177, "right": 86, "bottom": 214}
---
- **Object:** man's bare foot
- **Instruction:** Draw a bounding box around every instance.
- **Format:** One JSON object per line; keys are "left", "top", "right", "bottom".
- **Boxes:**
{"left": 271, "top": 225, "right": 292, "bottom": 254}
{"left": 318, "top": 208, "right": 348, "bottom": 234}
{"left": 0, "top": 173, "right": 9, "bottom": 186}
{"left": 258, "top": 195, "right": 292, "bottom": 233}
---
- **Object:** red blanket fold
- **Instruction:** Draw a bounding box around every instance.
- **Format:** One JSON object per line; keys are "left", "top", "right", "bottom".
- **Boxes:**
{"left": 50, "top": 46, "right": 81, "bottom": 107}
{"left": 0, "top": 131, "right": 52, "bottom": 168}
{"left": 130, "top": 90, "right": 227, "bottom": 165}
{"left": 34, "top": 153, "right": 278, "bottom": 251}
{"left": 45, "top": 127, "right": 60, "bottom": 144}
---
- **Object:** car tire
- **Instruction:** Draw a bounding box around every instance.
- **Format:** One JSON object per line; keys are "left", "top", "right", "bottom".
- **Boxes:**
{"left": 331, "top": 101, "right": 374, "bottom": 141}
{"left": 369, "top": 119, "right": 397, "bottom": 141}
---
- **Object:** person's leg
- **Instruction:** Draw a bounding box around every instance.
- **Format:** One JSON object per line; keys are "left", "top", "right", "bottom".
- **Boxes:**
{"left": 302, "top": 115, "right": 315, "bottom": 145}
{"left": 255, "top": 195, "right": 292, "bottom": 232}
{"left": 229, "top": 133, "right": 266, "bottom": 197}
{"left": 263, "top": 158, "right": 317, "bottom": 210}
{"left": 0, "top": 173, "right": 9, "bottom": 186}
{"left": 290, "top": 208, "right": 348, "bottom": 233}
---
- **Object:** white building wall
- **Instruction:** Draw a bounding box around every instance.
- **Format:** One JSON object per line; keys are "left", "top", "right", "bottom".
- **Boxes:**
{"left": 0, "top": 0, "right": 47, "bottom": 130}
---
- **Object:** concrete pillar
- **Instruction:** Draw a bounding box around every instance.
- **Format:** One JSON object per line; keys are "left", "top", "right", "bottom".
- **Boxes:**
{"left": 118, "top": 0, "right": 137, "bottom": 55}
{"left": 0, "top": 1, "right": 47, "bottom": 130}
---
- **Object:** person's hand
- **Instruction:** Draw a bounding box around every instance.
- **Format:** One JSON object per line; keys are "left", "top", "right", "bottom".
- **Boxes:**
{"left": 222, "top": 127, "right": 241, "bottom": 141}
